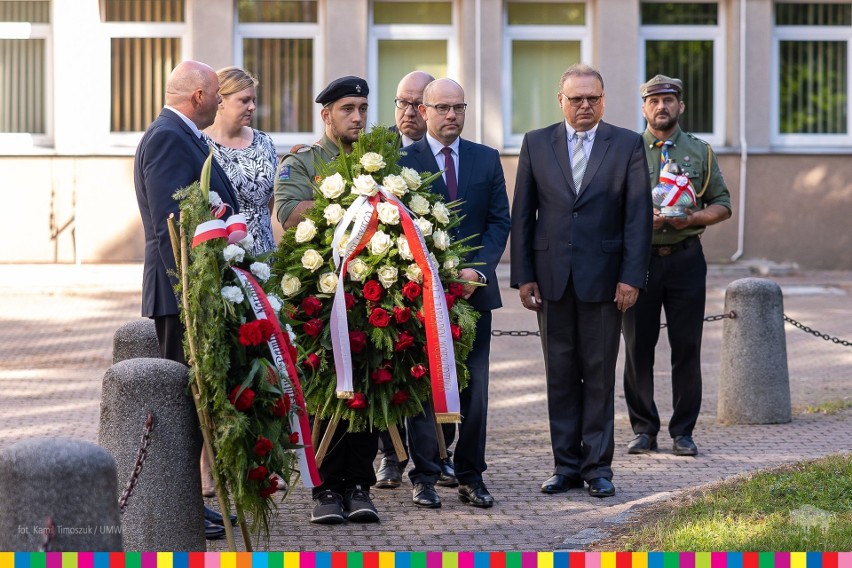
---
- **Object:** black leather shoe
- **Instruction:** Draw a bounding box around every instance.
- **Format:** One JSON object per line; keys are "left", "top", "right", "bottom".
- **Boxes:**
{"left": 673, "top": 435, "right": 698, "bottom": 456}
{"left": 204, "top": 505, "right": 237, "bottom": 526}
{"left": 458, "top": 482, "right": 494, "bottom": 508}
{"left": 204, "top": 519, "right": 226, "bottom": 540}
{"left": 627, "top": 433, "right": 658, "bottom": 454}
{"left": 375, "top": 457, "right": 403, "bottom": 489}
{"left": 587, "top": 477, "right": 615, "bottom": 498}
{"left": 412, "top": 482, "right": 442, "bottom": 508}
{"left": 541, "top": 474, "right": 584, "bottom": 494}
{"left": 436, "top": 457, "right": 458, "bottom": 487}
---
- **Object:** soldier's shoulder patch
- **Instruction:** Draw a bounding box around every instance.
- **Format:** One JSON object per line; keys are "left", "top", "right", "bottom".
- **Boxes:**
{"left": 278, "top": 165, "right": 291, "bottom": 181}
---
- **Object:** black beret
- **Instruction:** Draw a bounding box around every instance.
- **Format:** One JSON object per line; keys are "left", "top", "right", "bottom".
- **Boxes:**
{"left": 315, "top": 76, "right": 369, "bottom": 106}
{"left": 640, "top": 74, "right": 683, "bottom": 98}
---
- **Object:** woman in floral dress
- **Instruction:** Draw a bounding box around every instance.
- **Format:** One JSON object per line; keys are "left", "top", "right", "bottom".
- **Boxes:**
{"left": 204, "top": 66, "right": 278, "bottom": 255}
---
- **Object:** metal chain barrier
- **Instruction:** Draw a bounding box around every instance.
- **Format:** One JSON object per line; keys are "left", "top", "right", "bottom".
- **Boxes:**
{"left": 492, "top": 311, "right": 737, "bottom": 336}
{"left": 784, "top": 314, "right": 852, "bottom": 347}
{"left": 118, "top": 411, "right": 154, "bottom": 514}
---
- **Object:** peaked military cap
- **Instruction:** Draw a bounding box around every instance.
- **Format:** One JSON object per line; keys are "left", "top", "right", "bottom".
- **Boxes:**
{"left": 315, "top": 76, "right": 369, "bottom": 106}
{"left": 640, "top": 74, "right": 683, "bottom": 98}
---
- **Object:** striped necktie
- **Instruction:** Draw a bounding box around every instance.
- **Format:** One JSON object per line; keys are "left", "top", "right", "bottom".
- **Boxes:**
{"left": 572, "top": 131, "right": 587, "bottom": 191}
{"left": 654, "top": 139, "right": 674, "bottom": 169}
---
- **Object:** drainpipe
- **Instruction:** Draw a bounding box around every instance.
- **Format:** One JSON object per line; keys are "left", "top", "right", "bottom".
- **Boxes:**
{"left": 475, "top": 0, "right": 483, "bottom": 143}
{"left": 731, "top": 0, "right": 748, "bottom": 261}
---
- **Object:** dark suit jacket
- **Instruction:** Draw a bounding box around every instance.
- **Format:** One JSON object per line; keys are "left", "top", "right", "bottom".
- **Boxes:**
{"left": 134, "top": 108, "right": 239, "bottom": 317}
{"left": 400, "top": 137, "right": 511, "bottom": 312}
{"left": 510, "top": 120, "right": 652, "bottom": 302}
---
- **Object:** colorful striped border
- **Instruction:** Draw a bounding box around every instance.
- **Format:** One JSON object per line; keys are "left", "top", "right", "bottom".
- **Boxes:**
{"left": 0, "top": 553, "right": 849, "bottom": 568}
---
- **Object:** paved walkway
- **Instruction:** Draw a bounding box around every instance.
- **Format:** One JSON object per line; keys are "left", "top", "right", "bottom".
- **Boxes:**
{"left": 1, "top": 263, "right": 850, "bottom": 551}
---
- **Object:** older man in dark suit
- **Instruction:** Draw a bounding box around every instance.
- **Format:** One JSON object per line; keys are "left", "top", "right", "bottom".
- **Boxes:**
{"left": 510, "top": 64, "right": 652, "bottom": 498}
{"left": 399, "top": 78, "right": 511, "bottom": 509}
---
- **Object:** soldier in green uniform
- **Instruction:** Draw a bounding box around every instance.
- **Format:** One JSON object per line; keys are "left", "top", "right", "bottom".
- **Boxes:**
{"left": 622, "top": 74, "right": 732, "bottom": 457}
{"left": 273, "top": 76, "right": 369, "bottom": 229}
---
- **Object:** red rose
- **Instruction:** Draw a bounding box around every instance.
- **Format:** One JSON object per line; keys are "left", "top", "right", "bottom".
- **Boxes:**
{"left": 345, "top": 392, "right": 367, "bottom": 409}
{"left": 303, "top": 353, "right": 321, "bottom": 371}
{"left": 253, "top": 435, "right": 273, "bottom": 456}
{"left": 287, "top": 343, "right": 298, "bottom": 362}
{"left": 448, "top": 282, "right": 465, "bottom": 298}
{"left": 238, "top": 321, "right": 263, "bottom": 346}
{"left": 259, "top": 478, "right": 278, "bottom": 498}
{"left": 289, "top": 432, "right": 300, "bottom": 444}
{"left": 416, "top": 310, "right": 425, "bottom": 324}
{"left": 410, "top": 364, "right": 427, "bottom": 379}
{"left": 344, "top": 293, "right": 357, "bottom": 310}
{"left": 393, "top": 306, "right": 411, "bottom": 324}
{"left": 258, "top": 318, "right": 275, "bottom": 341}
{"left": 248, "top": 465, "right": 268, "bottom": 481}
{"left": 402, "top": 281, "right": 422, "bottom": 301}
{"left": 363, "top": 280, "right": 383, "bottom": 302}
{"left": 228, "top": 386, "right": 255, "bottom": 411}
{"left": 271, "top": 396, "right": 291, "bottom": 417}
{"left": 394, "top": 331, "right": 415, "bottom": 352}
{"left": 451, "top": 324, "right": 462, "bottom": 341}
{"left": 371, "top": 367, "right": 393, "bottom": 384}
{"left": 349, "top": 330, "right": 368, "bottom": 353}
{"left": 303, "top": 318, "right": 324, "bottom": 337}
{"left": 391, "top": 390, "right": 409, "bottom": 406}
{"left": 300, "top": 296, "right": 323, "bottom": 317}
{"left": 445, "top": 293, "right": 456, "bottom": 310}
{"left": 368, "top": 307, "right": 390, "bottom": 328}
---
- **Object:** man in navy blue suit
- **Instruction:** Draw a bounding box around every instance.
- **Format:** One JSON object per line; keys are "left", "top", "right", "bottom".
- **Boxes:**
{"left": 510, "top": 64, "right": 652, "bottom": 498}
{"left": 399, "top": 78, "right": 511, "bottom": 509}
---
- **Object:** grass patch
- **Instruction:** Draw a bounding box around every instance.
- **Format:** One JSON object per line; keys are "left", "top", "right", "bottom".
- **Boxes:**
{"left": 800, "top": 398, "right": 852, "bottom": 415}
{"left": 591, "top": 454, "right": 852, "bottom": 551}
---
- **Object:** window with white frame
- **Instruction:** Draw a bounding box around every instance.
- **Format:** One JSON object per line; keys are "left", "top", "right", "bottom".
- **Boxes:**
{"left": 101, "top": 0, "right": 186, "bottom": 134}
{"left": 236, "top": 0, "right": 320, "bottom": 145}
{"left": 0, "top": 0, "right": 50, "bottom": 141}
{"left": 773, "top": 2, "right": 851, "bottom": 144}
{"left": 503, "top": 1, "right": 588, "bottom": 149}
{"left": 640, "top": 1, "right": 723, "bottom": 145}
{"left": 369, "top": 1, "right": 454, "bottom": 129}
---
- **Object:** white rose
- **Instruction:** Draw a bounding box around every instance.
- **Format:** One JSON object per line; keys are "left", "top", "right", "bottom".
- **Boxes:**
{"left": 397, "top": 235, "right": 414, "bottom": 260}
{"left": 405, "top": 263, "right": 423, "bottom": 283}
{"left": 408, "top": 194, "right": 431, "bottom": 215}
{"left": 294, "top": 219, "right": 317, "bottom": 243}
{"left": 319, "top": 173, "right": 346, "bottom": 199}
{"left": 223, "top": 244, "right": 245, "bottom": 264}
{"left": 301, "top": 249, "right": 325, "bottom": 272}
{"left": 360, "top": 152, "right": 386, "bottom": 173}
{"left": 323, "top": 203, "right": 345, "bottom": 225}
{"left": 352, "top": 174, "right": 378, "bottom": 196}
{"left": 250, "top": 262, "right": 271, "bottom": 282}
{"left": 376, "top": 202, "right": 400, "bottom": 226}
{"left": 432, "top": 229, "right": 450, "bottom": 250}
{"left": 337, "top": 233, "right": 350, "bottom": 256}
{"left": 382, "top": 174, "right": 408, "bottom": 197}
{"left": 208, "top": 191, "right": 223, "bottom": 208}
{"left": 237, "top": 232, "right": 255, "bottom": 251}
{"left": 221, "top": 285, "right": 244, "bottom": 304}
{"left": 443, "top": 255, "right": 460, "bottom": 271}
{"left": 267, "top": 295, "right": 283, "bottom": 313}
{"left": 415, "top": 217, "right": 433, "bottom": 237}
{"left": 347, "top": 258, "right": 370, "bottom": 282}
{"left": 370, "top": 230, "right": 393, "bottom": 256}
{"left": 286, "top": 323, "right": 297, "bottom": 344}
{"left": 400, "top": 167, "right": 422, "bottom": 190}
{"left": 318, "top": 272, "right": 339, "bottom": 294}
{"left": 377, "top": 265, "right": 399, "bottom": 289}
{"left": 431, "top": 202, "right": 451, "bottom": 225}
{"left": 280, "top": 274, "right": 301, "bottom": 297}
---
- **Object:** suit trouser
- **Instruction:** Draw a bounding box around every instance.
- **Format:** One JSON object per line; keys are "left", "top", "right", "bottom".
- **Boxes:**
{"left": 311, "top": 418, "right": 379, "bottom": 497}
{"left": 622, "top": 241, "right": 707, "bottom": 438}
{"left": 154, "top": 314, "right": 186, "bottom": 365}
{"left": 539, "top": 279, "right": 621, "bottom": 481}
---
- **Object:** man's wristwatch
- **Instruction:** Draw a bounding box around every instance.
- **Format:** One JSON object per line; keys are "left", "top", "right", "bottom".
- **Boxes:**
{"left": 474, "top": 271, "right": 487, "bottom": 285}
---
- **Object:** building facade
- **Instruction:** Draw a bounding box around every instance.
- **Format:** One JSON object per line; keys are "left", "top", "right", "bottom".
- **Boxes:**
{"left": 2, "top": 0, "right": 851, "bottom": 268}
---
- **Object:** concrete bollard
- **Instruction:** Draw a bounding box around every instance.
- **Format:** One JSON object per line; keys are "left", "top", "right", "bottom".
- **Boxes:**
{"left": 98, "top": 358, "right": 206, "bottom": 551}
{"left": 113, "top": 319, "right": 161, "bottom": 363}
{"left": 718, "top": 278, "right": 791, "bottom": 424}
{"left": 0, "top": 438, "right": 123, "bottom": 551}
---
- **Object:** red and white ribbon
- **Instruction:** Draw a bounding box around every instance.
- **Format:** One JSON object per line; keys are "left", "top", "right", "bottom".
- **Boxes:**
{"left": 192, "top": 219, "right": 228, "bottom": 248}
{"left": 658, "top": 171, "right": 697, "bottom": 207}
{"left": 225, "top": 213, "right": 248, "bottom": 244}
{"left": 232, "top": 267, "right": 321, "bottom": 488}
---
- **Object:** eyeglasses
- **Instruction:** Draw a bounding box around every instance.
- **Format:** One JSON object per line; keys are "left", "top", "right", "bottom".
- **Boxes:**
{"left": 424, "top": 103, "right": 468, "bottom": 115}
{"left": 394, "top": 98, "right": 421, "bottom": 110}
{"left": 560, "top": 94, "right": 603, "bottom": 108}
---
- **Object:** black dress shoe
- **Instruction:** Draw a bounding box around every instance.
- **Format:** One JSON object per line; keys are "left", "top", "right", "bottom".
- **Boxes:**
{"left": 627, "top": 433, "right": 658, "bottom": 454}
{"left": 587, "top": 477, "right": 615, "bottom": 498}
{"left": 673, "top": 435, "right": 698, "bottom": 456}
{"left": 458, "top": 482, "right": 494, "bottom": 508}
{"left": 541, "top": 474, "right": 584, "bottom": 494}
{"left": 375, "top": 457, "right": 403, "bottom": 489}
{"left": 204, "top": 519, "right": 226, "bottom": 540}
{"left": 204, "top": 505, "right": 238, "bottom": 526}
{"left": 412, "top": 482, "right": 442, "bottom": 508}
{"left": 436, "top": 457, "right": 458, "bottom": 487}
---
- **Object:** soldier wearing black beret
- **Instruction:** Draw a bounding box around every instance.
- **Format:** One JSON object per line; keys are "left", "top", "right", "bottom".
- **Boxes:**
{"left": 273, "top": 76, "right": 369, "bottom": 229}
